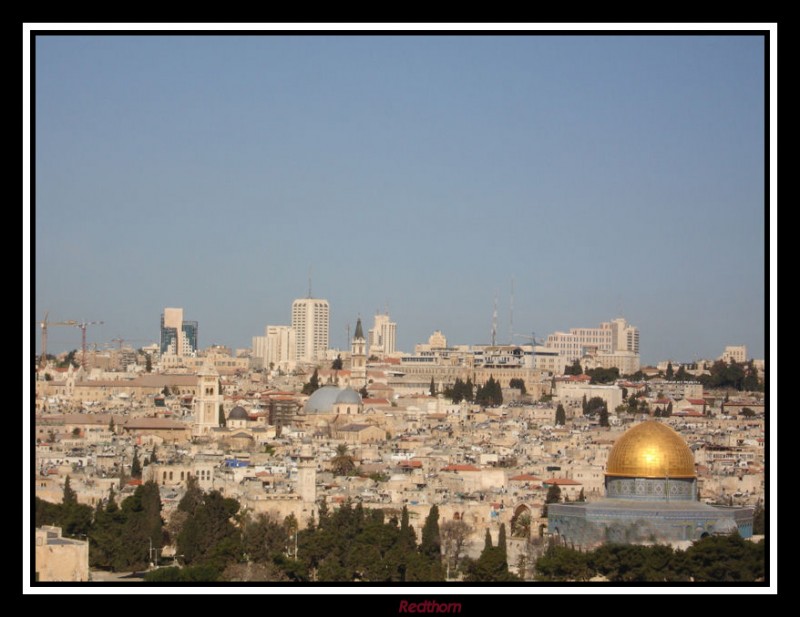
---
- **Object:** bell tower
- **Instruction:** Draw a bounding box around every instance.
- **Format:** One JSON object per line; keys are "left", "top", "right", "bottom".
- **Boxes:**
{"left": 351, "top": 317, "right": 366, "bottom": 389}
{"left": 193, "top": 364, "right": 220, "bottom": 436}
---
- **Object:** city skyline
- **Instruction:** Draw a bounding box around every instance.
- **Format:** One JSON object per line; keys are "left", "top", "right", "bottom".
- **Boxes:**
{"left": 30, "top": 30, "right": 771, "bottom": 365}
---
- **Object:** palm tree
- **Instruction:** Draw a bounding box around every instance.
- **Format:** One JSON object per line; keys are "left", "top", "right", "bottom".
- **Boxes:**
{"left": 331, "top": 444, "right": 355, "bottom": 476}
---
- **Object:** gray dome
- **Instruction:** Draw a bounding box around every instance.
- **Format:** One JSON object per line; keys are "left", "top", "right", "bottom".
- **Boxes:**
{"left": 304, "top": 385, "right": 343, "bottom": 414}
{"left": 335, "top": 388, "right": 362, "bottom": 406}
{"left": 228, "top": 406, "right": 249, "bottom": 420}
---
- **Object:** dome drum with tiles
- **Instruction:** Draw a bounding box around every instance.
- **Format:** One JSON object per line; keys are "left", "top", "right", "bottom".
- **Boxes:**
{"left": 546, "top": 420, "right": 754, "bottom": 547}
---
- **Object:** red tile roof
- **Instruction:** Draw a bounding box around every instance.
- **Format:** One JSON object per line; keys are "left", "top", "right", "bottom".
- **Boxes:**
{"left": 543, "top": 478, "right": 581, "bottom": 486}
{"left": 509, "top": 474, "right": 542, "bottom": 482}
{"left": 399, "top": 460, "right": 423, "bottom": 468}
{"left": 441, "top": 464, "right": 480, "bottom": 472}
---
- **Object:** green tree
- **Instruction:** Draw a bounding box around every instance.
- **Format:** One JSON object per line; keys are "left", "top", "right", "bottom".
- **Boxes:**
{"left": 534, "top": 545, "right": 591, "bottom": 582}
{"left": 178, "top": 475, "right": 204, "bottom": 515}
{"left": 464, "top": 526, "right": 518, "bottom": 582}
{"left": 464, "top": 377, "right": 474, "bottom": 402}
{"left": 509, "top": 378, "right": 527, "bottom": 395}
{"left": 413, "top": 505, "right": 444, "bottom": 581}
{"left": 666, "top": 362, "right": 674, "bottom": 380}
{"left": 742, "top": 361, "right": 762, "bottom": 392}
{"left": 587, "top": 367, "right": 620, "bottom": 384}
{"left": 564, "top": 359, "right": 583, "bottom": 375}
{"left": 241, "top": 512, "right": 290, "bottom": 564}
{"left": 34, "top": 496, "right": 62, "bottom": 528}
{"left": 683, "top": 534, "right": 765, "bottom": 582}
{"left": 420, "top": 505, "right": 442, "bottom": 562}
{"left": 599, "top": 406, "right": 610, "bottom": 427}
{"left": 555, "top": 403, "right": 566, "bottom": 426}
{"left": 332, "top": 354, "right": 343, "bottom": 370}
{"left": 145, "top": 354, "right": 152, "bottom": 373}
{"left": 542, "top": 483, "right": 562, "bottom": 518}
{"left": 302, "top": 368, "right": 321, "bottom": 395}
{"left": 62, "top": 475, "right": 77, "bottom": 506}
{"left": 476, "top": 375, "right": 503, "bottom": 407}
{"left": 581, "top": 394, "right": 588, "bottom": 415}
{"left": 131, "top": 448, "right": 142, "bottom": 479}
{"left": 674, "top": 365, "right": 690, "bottom": 381}
{"left": 752, "top": 502, "right": 765, "bottom": 535}
{"left": 218, "top": 404, "right": 226, "bottom": 428}
{"left": 429, "top": 377, "right": 436, "bottom": 396}
{"left": 741, "top": 407, "right": 755, "bottom": 417}
{"left": 583, "top": 396, "right": 607, "bottom": 419}
{"left": 89, "top": 490, "right": 125, "bottom": 570}
{"left": 108, "top": 417, "right": 115, "bottom": 434}
{"left": 331, "top": 444, "right": 356, "bottom": 476}
{"left": 178, "top": 489, "right": 241, "bottom": 570}
{"left": 150, "top": 444, "right": 158, "bottom": 464}
{"left": 359, "top": 386, "right": 369, "bottom": 399}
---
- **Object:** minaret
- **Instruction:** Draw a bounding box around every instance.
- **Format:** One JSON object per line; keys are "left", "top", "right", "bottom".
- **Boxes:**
{"left": 193, "top": 364, "right": 220, "bottom": 437}
{"left": 351, "top": 317, "right": 367, "bottom": 389}
{"left": 297, "top": 443, "right": 317, "bottom": 514}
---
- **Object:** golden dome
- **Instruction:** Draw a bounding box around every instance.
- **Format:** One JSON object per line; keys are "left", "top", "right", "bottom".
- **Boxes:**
{"left": 606, "top": 421, "right": 695, "bottom": 478}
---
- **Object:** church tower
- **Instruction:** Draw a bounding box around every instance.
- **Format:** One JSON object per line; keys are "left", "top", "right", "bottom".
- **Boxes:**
{"left": 193, "top": 364, "right": 220, "bottom": 437}
{"left": 351, "top": 317, "right": 367, "bottom": 389}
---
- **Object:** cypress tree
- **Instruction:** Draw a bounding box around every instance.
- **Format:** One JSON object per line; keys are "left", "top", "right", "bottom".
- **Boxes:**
{"left": 62, "top": 475, "right": 77, "bottom": 506}
{"left": 498, "top": 523, "right": 508, "bottom": 564}
{"left": 131, "top": 448, "right": 142, "bottom": 479}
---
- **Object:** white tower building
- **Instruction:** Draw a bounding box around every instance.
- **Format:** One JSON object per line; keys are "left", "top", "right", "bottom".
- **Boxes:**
{"left": 291, "top": 298, "right": 329, "bottom": 363}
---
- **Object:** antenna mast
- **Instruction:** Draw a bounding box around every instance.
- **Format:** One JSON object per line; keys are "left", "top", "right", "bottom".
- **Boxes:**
{"left": 491, "top": 296, "right": 498, "bottom": 346}
{"left": 509, "top": 276, "right": 514, "bottom": 345}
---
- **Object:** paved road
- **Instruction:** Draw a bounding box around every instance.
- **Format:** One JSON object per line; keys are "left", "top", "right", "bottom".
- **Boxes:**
{"left": 90, "top": 571, "right": 145, "bottom": 582}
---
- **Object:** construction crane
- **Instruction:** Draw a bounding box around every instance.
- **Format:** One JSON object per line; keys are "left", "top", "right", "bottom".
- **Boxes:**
{"left": 39, "top": 311, "right": 78, "bottom": 368}
{"left": 110, "top": 337, "right": 151, "bottom": 350}
{"left": 75, "top": 321, "right": 104, "bottom": 368}
{"left": 513, "top": 332, "right": 546, "bottom": 365}
{"left": 513, "top": 332, "right": 545, "bottom": 346}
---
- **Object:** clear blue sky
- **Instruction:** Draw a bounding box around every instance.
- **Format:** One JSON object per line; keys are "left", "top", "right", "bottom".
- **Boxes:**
{"left": 32, "top": 33, "right": 768, "bottom": 365}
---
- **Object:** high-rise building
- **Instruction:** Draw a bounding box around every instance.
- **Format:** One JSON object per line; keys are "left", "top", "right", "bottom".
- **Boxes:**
{"left": 160, "top": 308, "right": 198, "bottom": 356}
{"left": 368, "top": 312, "right": 397, "bottom": 358}
{"left": 545, "top": 317, "right": 639, "bottom": 373}
{"left": 291, "top": 298, "right": 329, "bottom": 363}
{"left": 266, "top": 325, "right": 297, "bottom": 370}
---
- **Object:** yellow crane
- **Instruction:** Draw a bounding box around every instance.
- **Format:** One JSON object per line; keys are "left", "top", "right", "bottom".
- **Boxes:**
{"left": 75, "top": 320, "right": 104, "bottom": 368}
{"left": 39, "top": 311, "right": 78, "bottom": 368}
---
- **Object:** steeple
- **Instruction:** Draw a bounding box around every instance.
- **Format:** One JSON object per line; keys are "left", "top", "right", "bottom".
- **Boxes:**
{"left": 351, "top": 316, "right": 367, "bottom": 389}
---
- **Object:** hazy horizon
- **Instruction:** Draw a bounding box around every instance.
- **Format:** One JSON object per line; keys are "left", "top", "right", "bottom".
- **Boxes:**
{"left": 31, "top": 31, "right": 769, "bottom": 365}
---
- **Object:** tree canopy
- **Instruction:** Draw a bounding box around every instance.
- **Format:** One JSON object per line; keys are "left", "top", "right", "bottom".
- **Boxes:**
{"left": 475, "top": 376, "right": 503, "bottom": 407}
{"left": 301, "top": 368, "right": 321, "bottom": 395}
{"left": 534, "top": 534, "right": 765, "bottom": 582}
